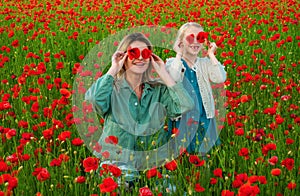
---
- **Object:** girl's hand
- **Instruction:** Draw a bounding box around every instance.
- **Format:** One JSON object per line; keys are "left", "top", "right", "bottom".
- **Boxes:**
{"left": 108, "top": 51, "right": 127, "bottom": 76}
{"left": 206, "top": 40, "right": 218, "bottom": 56}
{"left": 173, "top": 40, "right": 184, "bottom": 57}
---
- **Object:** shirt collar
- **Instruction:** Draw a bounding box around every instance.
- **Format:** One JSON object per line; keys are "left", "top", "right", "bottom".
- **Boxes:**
{"left": 182, "top": 58, "right": 198, "bottom": 71}
{"left": 119, "top": 78, "right": 153, "bottom": 92}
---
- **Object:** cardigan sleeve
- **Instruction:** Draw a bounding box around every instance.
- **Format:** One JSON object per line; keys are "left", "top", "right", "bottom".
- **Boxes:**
{"left": 203, "top": 57, "right": 227, "bottom": 83}
{"left": 165, "top": 57, "right": 185, "bottom": 82}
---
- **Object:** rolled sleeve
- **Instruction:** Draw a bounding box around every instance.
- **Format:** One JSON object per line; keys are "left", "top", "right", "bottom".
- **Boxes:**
{"left": 207, "top": 60, "right": 227, "bottom": 83}
{"left": 166, "top": 58, "right": 185, "bottom": 82}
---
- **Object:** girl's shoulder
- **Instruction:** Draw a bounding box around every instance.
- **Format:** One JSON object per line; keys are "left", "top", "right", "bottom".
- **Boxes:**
{"left": 197, "top": 56, "right": 210, "bottom": 62}
{"left": 165, "top": 57, "right": 177, "bottom": 65}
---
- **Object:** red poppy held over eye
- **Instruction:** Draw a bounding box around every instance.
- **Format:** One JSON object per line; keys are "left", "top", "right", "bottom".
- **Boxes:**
{"left": 186, "top": 32, "right": 209, "bottom": 44}
{"left": 127, "top": 47, "right": 152, "bottom": 60}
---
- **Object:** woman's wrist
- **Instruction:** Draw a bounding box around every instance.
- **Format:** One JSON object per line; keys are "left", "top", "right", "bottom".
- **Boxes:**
{"left": 107, "top": 67, "right": 118, "bottom": 77}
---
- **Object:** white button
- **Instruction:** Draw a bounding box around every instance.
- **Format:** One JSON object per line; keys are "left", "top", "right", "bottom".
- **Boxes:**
{"left": 191, "top": 80, "right": 194, "bottom": 83}
{"left": 134, "top": 102, "right": 138, "bottom": 106}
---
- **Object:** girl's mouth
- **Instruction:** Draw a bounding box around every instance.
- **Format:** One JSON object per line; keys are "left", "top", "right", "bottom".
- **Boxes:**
{"left": 189, "top": 46, "right": 200, "bottom": 50}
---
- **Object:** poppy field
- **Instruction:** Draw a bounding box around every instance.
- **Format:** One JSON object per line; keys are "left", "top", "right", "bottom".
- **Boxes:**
{"left": 0, "top": 0, "right": 299, "bottom": 195}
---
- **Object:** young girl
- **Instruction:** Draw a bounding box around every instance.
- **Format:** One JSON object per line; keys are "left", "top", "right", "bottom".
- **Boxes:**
{"left": 85, "top": 32, "right": 194, "bottom": 183}
{"left": 166, "top": 22, "right": 226, "bottom": 156}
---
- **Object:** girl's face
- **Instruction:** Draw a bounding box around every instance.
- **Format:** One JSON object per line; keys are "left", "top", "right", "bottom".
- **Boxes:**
{"left": 182, "top": 26, "right": 205, "bottom": 56}
{"left": 125, "top": 41, "right": 151, "bottom": 75}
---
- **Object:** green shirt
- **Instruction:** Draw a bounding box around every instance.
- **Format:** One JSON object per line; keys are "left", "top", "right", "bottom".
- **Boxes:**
{"left": 85, "top": 74, "right": 194, "bottom": 167}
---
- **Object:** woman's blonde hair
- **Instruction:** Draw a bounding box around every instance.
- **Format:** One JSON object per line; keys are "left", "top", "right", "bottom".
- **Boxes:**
{"left": 174, "top": 22, "right": 204, "bottom": 49}
{"left": 115, "top": 32, "right": 155, "bottom": 84}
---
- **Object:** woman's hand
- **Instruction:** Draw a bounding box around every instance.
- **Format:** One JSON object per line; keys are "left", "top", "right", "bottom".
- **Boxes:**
{"left": 151, "top": 53, "right": 176, "bottom": 86}
{"left": 151, "top": 53, "right": 166, "bottom": 74}
{"left": 107, "top": 51, "right": 127, "bottom": 76}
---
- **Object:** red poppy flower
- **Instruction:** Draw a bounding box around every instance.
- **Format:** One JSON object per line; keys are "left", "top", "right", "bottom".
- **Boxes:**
{"left": 32, "top": 168, "right": 50, "bottom": 182}
{"left": 58, "top": 131, "right": 72, "bottom": 141}
{"left": 7, "top": 176, "right": 18, "bottom": 190}
{"left": 71, "top": 138, "right": 84, "bottom": 146}
{"left": 221, "top": 190, "right": 235, "bottom": 196}
{"left": 189, "top": 155, "right": 205, "bottom": 167}
{"left": 238, "top": 147, "right": 249, "bottom": 160}
{"left": 50, "top": 158, "right": 62, "bottom": 167}
{"left": 226, "top": 112, "right": 237, "bottom": 126}
{"left": 59, "top": 154, "right": 70, "bottom": 162}
{"left": 0, "top": 161, "right": 8, "bottom": 172}
{"left": 0, "top": 101, "right": 12, "bottom": 111}
{"left": 83, "top": 157, "right": 99, "bottom": 172}
{"left": 196, "top": 32, "right": 209, "bottom": 43}
{"left": 186, "top": 32, "right": 209, "bottom": 44}
{"left": 268, "top": 156, "right": 278, "bottom": 165}
{"left": 60, "top": 88, "right": 72, "bottom": 98}
{"left": 127, "top": 47, "right": 152, "bottom": 60}
{"left": 102, "top": 164, "right": 122, "bottom": 177}
{"left": 164, "top": 160, "right": 177, "bottom": 171}
{"left": 56, "top": 62, "right": 64, "bottom": 70}
{"left": 262, "top": 143, "right": 277, "bottom": 156}
{"left": 286, "top": 138, "right": 294, "bottom": 145}
{"left": 99, "top": 177, "right": 118, "bottom": 193}
{"left": 5, "top": 129, "right": 16, "bottom": 140}
{"left": 139, "top": 187, "right": 153, "bottom": 196}
{"left": 271, "top": 168, "right": 281, "bottom": 176}
{"left": 213, "top": 168, "right": 223, "bottom": 178}
{"left": 195, "top": 183, "right": 205, "bottom": 192}
{"left": 287, "top": 182, "right": 296, "bottom": 190}
{"left": 128, "top": 47, "right": 140, "bottom": 60}
{"left": 42, "top": 129, "right": 53, "bottom": 140}
{"left": 238, "top": 183, "right": 260, "bottom": 196}
{"left": 104, "top": 135, "right": 118, "bottom": 145}
{"left": 101, "top": 151, "right": 110, "bottom": 159}
{"left": 210, "top": 177, "right": 218, "bottom": 185}
{"left": 30, "top": 101, "right": 39, "bottom": 113}
{"left": 75, "top": 176, "right": 86, "bottom": 184}
{"left": 275, "top": 115, "right": 284, "bottom": 124}
{"left": 171, "top": 127, "right": 180, "bottom": 137}
{"left": 258, "top": 176, "right": 267, "bottom": 184}
{"left": 146, "top": 167, "right": 162, "bottom": 179}
{"left": 234, "top": 128, "right": 244, "bottom": 136}
{"left": 281, "top": 158, "right": 294, "bottom": 171}
{"left": 11, "top": 40, "right": 19, "bottom": 48}
{"left": 92, "top": 142, "right": 102, "bottom": 153}
{"left": 186, "top": 34, "right": 195, "bottom": 44}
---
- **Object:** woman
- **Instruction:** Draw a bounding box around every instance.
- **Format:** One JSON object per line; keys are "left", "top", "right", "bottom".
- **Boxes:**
{"left": 85, "top": 32, "right": 194, "bottom": 182}
{"left": 166, "top": 22, "right": 227, "bottom": 156}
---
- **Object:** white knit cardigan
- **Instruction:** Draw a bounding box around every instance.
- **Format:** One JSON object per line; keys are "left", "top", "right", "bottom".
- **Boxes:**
{"left": 166, "top": 57, "right": 226, "bottom": 118}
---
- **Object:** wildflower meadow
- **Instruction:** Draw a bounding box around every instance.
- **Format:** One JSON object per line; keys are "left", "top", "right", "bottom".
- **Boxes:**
{"left": 0, "top": 0, "right": 299, "bottom": 195}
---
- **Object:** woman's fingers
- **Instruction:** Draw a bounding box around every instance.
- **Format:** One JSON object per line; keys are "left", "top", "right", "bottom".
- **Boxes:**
{"left": 151, "top": 53, "right": 160, "bottom": 61}
{"left": 119, "top": 52, "right": 127, "bottom": 65}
